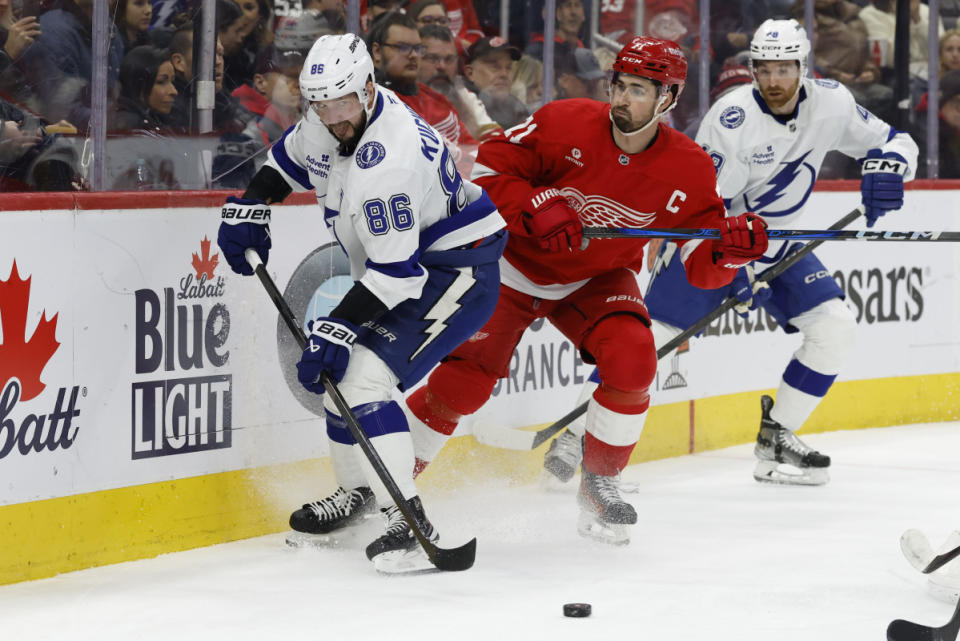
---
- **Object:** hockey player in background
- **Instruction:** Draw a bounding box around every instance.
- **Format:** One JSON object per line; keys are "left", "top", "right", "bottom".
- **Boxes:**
{"left": 216, "top": 34, "right": 506, "bottom": 572}
{"left": 543, "top": 19, "right": 919, "bottom": 487}
{"left": 401, "top": 37, "right": 770, "bottom": 545}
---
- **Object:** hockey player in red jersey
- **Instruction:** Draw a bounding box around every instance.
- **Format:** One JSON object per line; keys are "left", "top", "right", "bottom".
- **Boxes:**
{"left": 396, "top": 37, "right": 770, "bottom": 545}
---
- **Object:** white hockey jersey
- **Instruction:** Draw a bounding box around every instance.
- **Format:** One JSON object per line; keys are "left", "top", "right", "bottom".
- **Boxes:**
{"left": 263, "top": 86, "right": 505, "bottom": 309}
{"left": 696, "top": 78, "right": 918, "bottom": 228}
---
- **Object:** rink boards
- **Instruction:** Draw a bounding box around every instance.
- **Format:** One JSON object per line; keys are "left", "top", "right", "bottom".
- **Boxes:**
{"left": 0, "top": 184, "right": 958, "bottom": 584}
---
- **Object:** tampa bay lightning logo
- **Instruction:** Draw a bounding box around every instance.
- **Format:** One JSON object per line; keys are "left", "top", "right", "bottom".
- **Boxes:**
{"left": 743, "top": 150, "right": 817, "bottom": 217}
{"left": 356, "top": 141, "right": 386, "bottom": 169}
{"left": 720, "top": 106, "right": 745, "bottom": 129}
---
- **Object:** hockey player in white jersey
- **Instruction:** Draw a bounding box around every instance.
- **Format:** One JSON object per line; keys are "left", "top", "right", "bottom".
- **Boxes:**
{"left": 216, "top": 34, "right": 506, "bottom": 572}
{"left": 543, "top": 19, "right": 918, "bottom": 486}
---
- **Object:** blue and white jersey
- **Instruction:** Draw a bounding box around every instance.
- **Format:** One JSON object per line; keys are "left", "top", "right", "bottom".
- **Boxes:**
{"left": 263, "top": 85, "right": 505, "bottom": 309}
{"left": 697, "top": 78, "right": 918, "bottom": 230}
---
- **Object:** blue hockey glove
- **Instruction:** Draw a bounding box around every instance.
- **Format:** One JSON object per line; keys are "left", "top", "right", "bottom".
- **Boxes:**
{"left": 217, "top": 196, "right": 272, "bottom": 275}
{"left": 860, "top": 149, "right": 907, "bottom": 228}
{"left": 296, "top": 317, "right": 359, "bottom": 394}
{"left": 731, "top": 266, "right": 771, "bottom": 318}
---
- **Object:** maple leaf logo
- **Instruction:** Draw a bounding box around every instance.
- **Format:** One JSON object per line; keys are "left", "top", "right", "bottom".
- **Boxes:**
{"left": 0, "top": 261, "right": 60, "bottom": 401}
{"left": 191, "top": 236, "right": 219, "bottom": 280}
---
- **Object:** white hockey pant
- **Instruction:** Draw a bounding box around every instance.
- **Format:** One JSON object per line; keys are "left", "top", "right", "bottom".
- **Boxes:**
{"left": 772, "top": 298, "right": 857, "bottom": 430}
{"left": 323, "top": 345, "right": 417, "bottom": 506}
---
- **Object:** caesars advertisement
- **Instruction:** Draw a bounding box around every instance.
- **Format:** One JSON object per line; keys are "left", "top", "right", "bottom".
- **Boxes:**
{"left": 1, "top": 190, "right": 957, "bottom": 507}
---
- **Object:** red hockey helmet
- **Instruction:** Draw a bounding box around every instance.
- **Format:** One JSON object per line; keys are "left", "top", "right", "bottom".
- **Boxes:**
{"left": 612, "top": 37, "right": 687, "bottom": 87}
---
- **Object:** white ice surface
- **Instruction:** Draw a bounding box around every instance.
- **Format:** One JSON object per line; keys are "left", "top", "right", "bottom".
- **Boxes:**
{"left": 1, "top": 421, "right": 958, "bottom": 641}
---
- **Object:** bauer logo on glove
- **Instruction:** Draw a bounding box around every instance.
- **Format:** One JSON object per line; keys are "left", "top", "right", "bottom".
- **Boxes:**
{"left": 309, "top": 320, "right": 357, "bottom": 350}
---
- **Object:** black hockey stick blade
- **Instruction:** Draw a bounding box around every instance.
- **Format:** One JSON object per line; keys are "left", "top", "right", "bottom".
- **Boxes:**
{"left": 474, "top": 206, "right": 865, "bottom": 451}
{"left": 887, "top": 598, "right": 960, "bottom": 641}
{"left": 244, "top": 250, "right": 476, "bottom": 572}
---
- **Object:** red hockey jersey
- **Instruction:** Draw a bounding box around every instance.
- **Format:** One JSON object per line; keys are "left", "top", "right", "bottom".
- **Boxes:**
{"left": 472, "top": 99, "right": 733, "bottom": 290}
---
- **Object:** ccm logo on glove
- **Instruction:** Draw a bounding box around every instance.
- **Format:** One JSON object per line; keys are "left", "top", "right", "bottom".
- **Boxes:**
{"left": 861, "top": 157, "right": 907, "bottom": 176}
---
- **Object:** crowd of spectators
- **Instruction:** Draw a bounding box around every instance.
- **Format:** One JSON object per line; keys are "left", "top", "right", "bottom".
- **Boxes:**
{"left": 0, "top": 0, "right": 957, "bottom": 191}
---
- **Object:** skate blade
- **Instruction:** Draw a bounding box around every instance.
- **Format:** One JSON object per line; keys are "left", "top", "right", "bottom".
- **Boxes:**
{"left": 576, "top": 511, "right": 631, "bottom": 546}
{"left": 285, "top": 530, "right": 359, "bottom": 549}
{"left": 753, "top": 460, "right": 829, "bottom": 486}
{"left": 285, "top": 514, "right": 378, "bottom": 549}
{"left": 372, "top": 547, "right": 439, "bottom": 576}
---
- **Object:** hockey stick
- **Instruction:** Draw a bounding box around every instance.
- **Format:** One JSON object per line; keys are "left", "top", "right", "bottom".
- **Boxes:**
{"left": 887, "top": 599, "right": 960, "bottom": 641}
{"left": 902, "top": 530, "right": 960, "bottom": 574}
{"left": 583, "top": 227, "right": 960, "bottom": 242}
{"left": 472, "top": 206, "right": 865, "bottom": 451}
{"left": 244, "top": 249, "right": 476, "bottom": 572}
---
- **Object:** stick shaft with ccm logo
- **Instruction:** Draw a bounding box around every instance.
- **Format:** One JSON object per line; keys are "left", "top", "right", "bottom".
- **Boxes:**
{"left": 583, "top": 227, "right": 959, "bottom": 242}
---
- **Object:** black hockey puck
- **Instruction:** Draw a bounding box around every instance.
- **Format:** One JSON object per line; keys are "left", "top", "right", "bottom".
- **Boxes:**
{"left": 563, "top": 603, "right": 592, "bottom": 618}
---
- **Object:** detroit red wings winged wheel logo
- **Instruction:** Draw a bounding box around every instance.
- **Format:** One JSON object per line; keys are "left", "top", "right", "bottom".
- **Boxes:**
{"left": 0, "top": 261, "right": 60, "bottom": 402}
{"left": 561, "top": 186, "right": 658, "bottom": 228}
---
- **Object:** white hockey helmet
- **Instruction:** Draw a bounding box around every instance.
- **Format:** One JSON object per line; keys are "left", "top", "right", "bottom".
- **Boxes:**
{"left": 749, "top": 19, "right": 810, "bottom": 80}
{"left": 300, "top": 34, "right": 376, "bottom": 116}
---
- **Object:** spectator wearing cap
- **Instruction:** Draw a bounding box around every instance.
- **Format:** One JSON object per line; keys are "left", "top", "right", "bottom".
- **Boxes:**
{"left": 367, "top": 11, "right": 479, "bottom": 169}
{"left": 233, "top": 44, "right": 303, "bottom": 143}
{"left": 911, "top": 70, "right": 960, "bottom": 178}
{"left": 465, "top": 35, "right": 530, "bottom": 128}
{"left": 682, "top": 62, "right": 752, "bottom": 137}
{"left": 418, "top": 23, "right": 502, "bottom": 139}
{"left": 525, "top": 0, "right": 585, "bottom": 60}
{"left": 554, "top": 44, "right": 606, "bottom": 101}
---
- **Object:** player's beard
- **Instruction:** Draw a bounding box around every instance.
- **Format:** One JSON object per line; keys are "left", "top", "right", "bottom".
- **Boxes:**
{"left": 328, "top": 111, "right": 368, "bottom": 156}
{"left": 760, "top": 79, "right": 800, "bottom": 111}
{"left": 611, "top": 105, "right": 654, "bottom": 134}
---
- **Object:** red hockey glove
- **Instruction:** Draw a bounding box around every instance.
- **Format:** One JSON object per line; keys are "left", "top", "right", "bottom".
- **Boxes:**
{"left": 522, "top": 187, "right": 583, "bottom": 253}
{"left": 713, "top": 213, "right": 769, "bottom": 268}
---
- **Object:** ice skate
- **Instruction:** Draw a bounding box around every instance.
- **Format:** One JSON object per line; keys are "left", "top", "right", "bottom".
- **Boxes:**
{"left": 285, "top": 486, "right": 377, "bottom": 548}
{"left": 577, "top": 470, "right": 637, "bottom": 545}
{"left": 753, "top": 395, "right": 830, "bottom": 486}
{"left": 543, "top": 429, "right": 583, "bottom": 484}
{"left": 365, "top": 496, "right": 439, "bottom": 575}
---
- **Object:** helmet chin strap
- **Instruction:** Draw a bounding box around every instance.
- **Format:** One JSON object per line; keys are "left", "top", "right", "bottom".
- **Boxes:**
{"left": 610, "top": 92, "right": 673, "bottom": 137}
